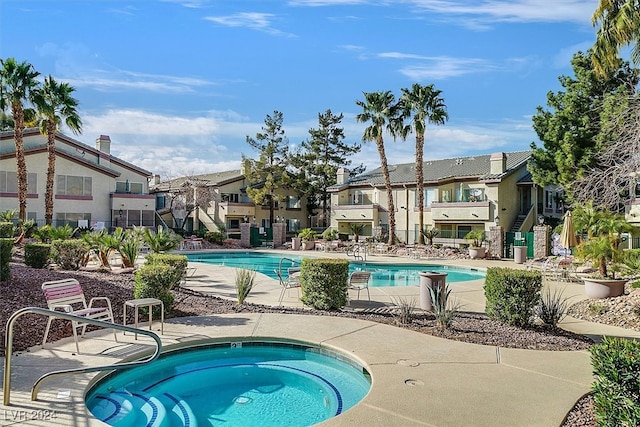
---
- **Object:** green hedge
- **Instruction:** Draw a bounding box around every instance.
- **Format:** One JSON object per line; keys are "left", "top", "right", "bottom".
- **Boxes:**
{"left": 134, "top": 264, "right": 176, "bottom": 314}
{"left": 0, "top": 222, "right": 14, "bottom": 238}
{"left": 484, "top": 267, "right": 542, "bottom": 327}
{"left": 591, "top": 337, "right": 640, "bottom": 426}
{"left": 0, "top": 238, "right": 13, "bottom": 281}
{"left": 145, "top": 253, "right": 187, "bottom": 289}
{"left": 51, "top": 239, "right": 89, "bottom": 271}
{"left": 300, "top": 258, "right": 349, "bottom": 310}
{"left": 24, "top": 243, "right": 51, "bottom": 269}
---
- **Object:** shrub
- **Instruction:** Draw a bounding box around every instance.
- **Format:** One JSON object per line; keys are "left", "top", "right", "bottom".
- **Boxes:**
{"left": 0, "top": 222, "right": 15, "bottom": 238}
{"left": 204, "top": 231, "right": 225, "bottom": 245}
{"left": 24, "top": 243, "right": 51, "bottom": 269}
{"left": 484, "top": 267, "right": 542, "bottom": 327}
{"left": 535, "top": 287, "right": 571, "bottom": 329}
{"left": 591, "top": 337, "right": 640, "bottom": 426}
{"left": 322, "top": 228, "right": 338, "bottom": 241}
{"left": 134, "top": 264, "right": 175, "bottom": 314}
{"left": 51, "top": 239, "right": 89, "bottom": 271}
{"left": 429, "top": 283, "right": 461, "bottom": 330}
{"left": 145, "top": 253, "right": 187, "bottom": 289}
{"left": 0, "top": 238, "right": 13, "bottom": 281}
{"left": 298, "top": 228, "right": 317, "bottom": 241}
{"left": 299, "top": 258, "right": 349, "bottom": 310}
{"left": 235, "top": 268, "right": 256, "bottom": 304}
{"left": 144, "top": 226, "right": 180, "bottom": 253}
{"left": 391, "top": 296, "right": 417, "bottom": 325}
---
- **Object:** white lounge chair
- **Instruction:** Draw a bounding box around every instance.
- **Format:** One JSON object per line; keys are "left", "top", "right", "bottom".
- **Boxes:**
{"left": 41, "top": 278, "right": 117, "bottom": 353}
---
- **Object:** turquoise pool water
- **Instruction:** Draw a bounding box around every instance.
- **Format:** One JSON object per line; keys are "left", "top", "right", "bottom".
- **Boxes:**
{"left": 186, "top": 252, "right": 485, "bottom": 286}
{"left": 86, "top": 341, "right": 371, "bottom": 427}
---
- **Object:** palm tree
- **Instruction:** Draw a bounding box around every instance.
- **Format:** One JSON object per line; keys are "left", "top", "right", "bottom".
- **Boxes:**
{"left": 355, "top": 91, "right": 401, "bottom": 245}
{"left": 0, "top": 58, "right": 41, "bottom": 221}
{"left": 399, "top": 83, "right": 448, "bottom": 244}
{"left": 592, "top": 0, "right": 640, "bottom": 76}
{"left": 33, "top": 75, "right": 82, "bottom": 225}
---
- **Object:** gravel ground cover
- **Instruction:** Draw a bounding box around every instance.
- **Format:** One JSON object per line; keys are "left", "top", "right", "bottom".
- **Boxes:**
{"left": 5, "top": 253, "right": 639, "bottom": 426}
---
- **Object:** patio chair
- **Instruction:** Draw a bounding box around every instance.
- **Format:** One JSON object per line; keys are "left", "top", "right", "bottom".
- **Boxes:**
{"left": 275, "top": 267, "right": 302, "bottom": 305}
{"left": 41, "top": 278, "right": 118, "bottom": 353}
{"left": 348, "top": 271, "right": 371, "bottom": 301}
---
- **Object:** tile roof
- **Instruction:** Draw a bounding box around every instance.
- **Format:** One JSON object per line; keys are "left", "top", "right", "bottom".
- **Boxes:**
{"left": 151, "top": 169, "right": 243, "bottom": 191}
{"left": 331, "top": 150, "right": 531, "bottom": 189}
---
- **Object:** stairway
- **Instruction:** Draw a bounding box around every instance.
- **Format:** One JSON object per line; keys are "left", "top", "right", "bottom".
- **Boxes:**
{"left": 90, "top": 390, "right": 198, "bottom": 426}
{"left": 511, "top": 215, "right": 526, "bottom": 233}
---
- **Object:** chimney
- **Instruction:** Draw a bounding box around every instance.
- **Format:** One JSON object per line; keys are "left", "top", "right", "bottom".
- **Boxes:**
{"left": 96, "top": 135, "right": 111, "bottom": 154}
{"left": 153, "top": 174, "right": 161, "bottom": 185}
{"left": 337, "top": 167, "right": 349, "bottom": 185}
{"left": 490, "top": 152, "right": 507, "bottom": 175}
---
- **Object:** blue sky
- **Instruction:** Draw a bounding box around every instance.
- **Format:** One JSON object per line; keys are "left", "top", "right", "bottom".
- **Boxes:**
{"left": 2, "top": 0, "right": 601, "bottom": 180}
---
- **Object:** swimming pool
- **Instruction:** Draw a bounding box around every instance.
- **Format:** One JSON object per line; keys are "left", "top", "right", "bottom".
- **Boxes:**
{"left": 186, "top": 252, "right": 485, "bottom": 286}
{"left": 86, "top": 340, "right": 371, "bottom": 427}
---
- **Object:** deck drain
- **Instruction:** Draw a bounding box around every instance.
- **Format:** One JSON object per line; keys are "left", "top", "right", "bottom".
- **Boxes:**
{"left": 397, "top": 359, "right": 420, "bottom": 367}
{"left": 404, "top": 379, "right": 424, "bottom": 387}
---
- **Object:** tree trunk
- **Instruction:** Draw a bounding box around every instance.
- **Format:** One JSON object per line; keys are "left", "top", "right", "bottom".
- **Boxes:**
{"left": 44, "top": 120, "right": 57, "bottom": 225}
{"left": 376, "top": 136, "right": 395, "bottom": 245}
{"left": 12, "top": 103, "right": 28, "bottom": 222}
{"left": 416, "top": 133, "right": 425, "bottom": 244}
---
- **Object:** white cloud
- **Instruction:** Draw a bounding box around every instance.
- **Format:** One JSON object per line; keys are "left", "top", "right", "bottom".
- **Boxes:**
{"left": 204, "top": 12, "right": 295, "bottom": 37}
{"left": 406, "top": 0, "right": 597, "bottom": 25}
{"left": 398, "top": 57, "right": 494, "bottom": 80}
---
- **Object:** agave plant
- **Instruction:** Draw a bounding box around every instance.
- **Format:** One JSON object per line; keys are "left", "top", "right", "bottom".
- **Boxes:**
{"left": 144, "top": 226, "right": 180, "bottom": 253}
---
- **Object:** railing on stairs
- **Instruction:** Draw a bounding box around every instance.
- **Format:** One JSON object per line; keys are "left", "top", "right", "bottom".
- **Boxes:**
{"left": 3, "top": 307, "right": 163, "bottom": 405}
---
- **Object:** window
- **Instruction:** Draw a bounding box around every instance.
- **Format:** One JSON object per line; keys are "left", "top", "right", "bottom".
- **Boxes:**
{"left": 0, "top": 171, "right": 37, "bottom": 194}
{"left": 261, "top": 218, "right": 271, "bottom": 229}
{"left": 287, "top": 218, "right": 300, "bottom": 232}
{"left": 463, "top": 188, "right": 484, "bottom": 202}
{"left": 287, "top": 195, "right": 301, "bottom": 209}
{"left": 545, "top": 190, "right": 553, "bottom": 208}
{"left": 115, "top": 181, "right": 143, "bottom": 194}
{"left": 222, "top": 193, "right": 240, "bottom": 203}
{"left": 228, "top": 219, "right": 241, "bottom": 229}
{"left": 352, "top": 191, "right": 363, "bottom": 204}
{"left": 423, "top": 188, "right": 436, "bottom": 207}
{"left": 57, "top": 175, "right": 92, "bottom": 196}
{"left": 54, "top": 212, "right": 91, "bottom": 227}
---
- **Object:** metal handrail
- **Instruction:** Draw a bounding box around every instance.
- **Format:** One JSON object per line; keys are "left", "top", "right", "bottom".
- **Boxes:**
{"left": 3, "top": 307, "right": 163, "bottom": 406}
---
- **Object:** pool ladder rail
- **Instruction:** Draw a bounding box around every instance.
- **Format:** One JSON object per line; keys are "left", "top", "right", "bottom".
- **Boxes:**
{"left": 346, "top": 243, "right": 368, "bottom": 262}
{"left": 3, "top": 306, "right": 163, "bottom": 406}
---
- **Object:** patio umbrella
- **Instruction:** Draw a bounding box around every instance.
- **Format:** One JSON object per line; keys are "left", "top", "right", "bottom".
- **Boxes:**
{"left": 560, "top": 211, "right": 578, "bottom": 255}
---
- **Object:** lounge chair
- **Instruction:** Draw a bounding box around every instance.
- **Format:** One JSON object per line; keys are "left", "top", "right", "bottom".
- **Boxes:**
{"left": 348, "top": 271, "right": 371, "bottom": 301}
{"left": 41, "top": 278, "right": 118, "bottom": 353}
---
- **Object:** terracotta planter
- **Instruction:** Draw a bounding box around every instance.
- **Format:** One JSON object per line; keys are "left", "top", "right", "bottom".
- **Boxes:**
{"left": 468, "top": 247, "right": 486, "bottom": 259}
{"left": 583, "top": 278, "right": 626, "bottom": 299}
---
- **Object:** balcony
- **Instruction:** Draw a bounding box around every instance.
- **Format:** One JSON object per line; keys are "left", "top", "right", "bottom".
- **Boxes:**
{"left": 332, "top": 203, "right": 379, "bottom": 221}
{"left": 218, "top": 201, "right": 255, "bottom": 217}
{"left": 430, "top": 201, "right": 491, "bottom": 222}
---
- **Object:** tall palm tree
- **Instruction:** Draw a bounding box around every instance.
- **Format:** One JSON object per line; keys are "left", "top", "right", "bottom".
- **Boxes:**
{"left": 355, "top": 91, "right": 401, "bottom": 245}
{"left": 592, "top": 0, "right": 640, "bottom": 76}
{"left": 33, "top": 75, "right": 82, "bottom": 225}
{"left": 399, "top": 83, "right": 448, "bottom": 244}
{"left": 0, "top": 58, "right": 40, "bottom": 221}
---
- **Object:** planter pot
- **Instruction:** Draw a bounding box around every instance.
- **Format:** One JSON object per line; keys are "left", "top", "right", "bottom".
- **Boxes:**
{"left": 468, "top": 247, "right": 486, "bottom": 259}
{"left": 302, "top": 240, "right": 315, "bottom": 251}
{"left": 583, "top": 278, "right": 627, "bottom": 299}
{"left": 418, "top": 271, "right": 448, "bottom": 311}
{"left": 291, "top": 237, "right": 301, "bottom": 251}
{"left": 513, "top": 246, "right": 527, "bottom": 264}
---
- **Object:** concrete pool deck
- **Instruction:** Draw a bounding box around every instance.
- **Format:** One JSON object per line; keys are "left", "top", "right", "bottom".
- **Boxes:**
{"left": 2, "top": 250, "right": 640, "bottom": 426}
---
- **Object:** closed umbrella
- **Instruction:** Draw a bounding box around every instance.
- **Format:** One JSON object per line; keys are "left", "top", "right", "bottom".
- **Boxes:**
{"left": 560, "top": 211, "right": 578, "bottom": 255}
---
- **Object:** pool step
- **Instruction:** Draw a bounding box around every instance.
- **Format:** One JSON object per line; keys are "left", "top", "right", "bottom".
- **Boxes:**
{"left": 158, "top": 392, "right": 199, "bottom": 427}
{"left": 91, "top": 391, "right": 197, "bottom": 427}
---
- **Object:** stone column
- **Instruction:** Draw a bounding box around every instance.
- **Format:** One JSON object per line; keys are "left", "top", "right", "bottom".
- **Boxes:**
{"left": 489, "top": 226, "right": 504, "bottom": 259}
{"left": 533, "top": 225, "right": 550, "bottom": 259}
{"left": 240, "top": 223, "right": 252, "bottom": 248}
{"left": 272, "top": 223, "right": 286, "bottom": 248}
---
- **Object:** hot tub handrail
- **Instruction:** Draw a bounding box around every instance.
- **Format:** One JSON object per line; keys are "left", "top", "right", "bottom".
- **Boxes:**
{"left": 3, "top": 306, "right": 163, "bottom": 406}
